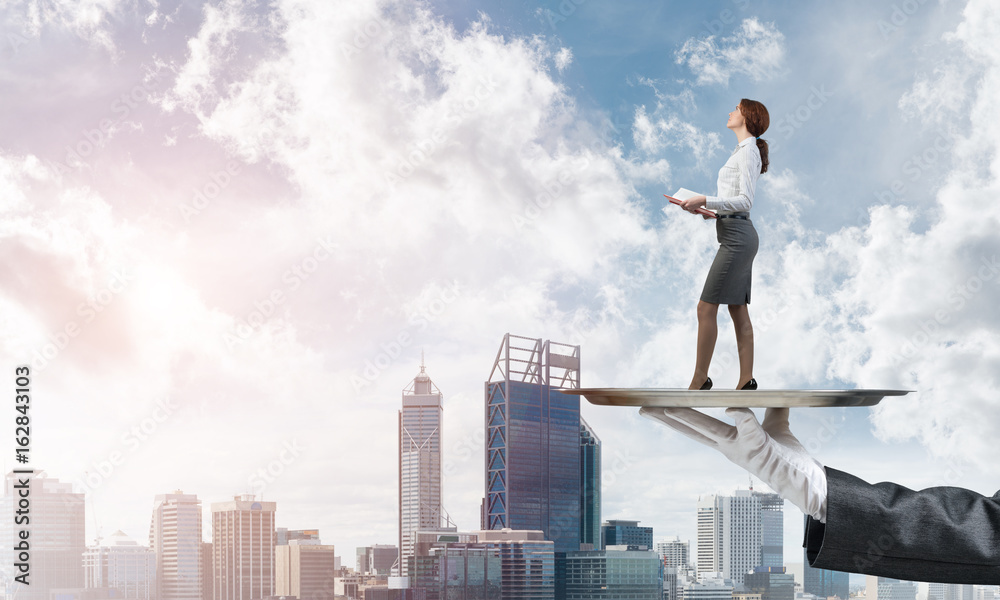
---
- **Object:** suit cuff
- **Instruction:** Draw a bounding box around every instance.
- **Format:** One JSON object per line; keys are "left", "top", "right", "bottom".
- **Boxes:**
{"left": 804, "top": 515, "right": 827, "bottom": 565}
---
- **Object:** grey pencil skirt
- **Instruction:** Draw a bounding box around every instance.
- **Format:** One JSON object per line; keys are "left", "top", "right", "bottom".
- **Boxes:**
{"left": 700, "top": 216, "right": 759, "bottom": 305}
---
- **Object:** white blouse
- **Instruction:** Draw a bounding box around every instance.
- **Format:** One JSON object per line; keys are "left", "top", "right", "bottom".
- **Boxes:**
{"left": 704, "top": 136, "right": 762, "bottom": 214}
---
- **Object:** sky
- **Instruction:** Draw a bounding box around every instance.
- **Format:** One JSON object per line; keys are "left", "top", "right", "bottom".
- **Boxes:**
{"left": 2, "top": 0, "right": 1000, "bottom": 584}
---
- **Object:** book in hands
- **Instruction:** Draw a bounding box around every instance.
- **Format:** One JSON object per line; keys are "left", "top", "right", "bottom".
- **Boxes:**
{"left": 664, "top": 187, "right": 716, "bottom": 219}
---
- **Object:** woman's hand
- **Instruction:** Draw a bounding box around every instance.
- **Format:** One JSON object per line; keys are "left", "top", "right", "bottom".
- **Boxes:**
{"left": 679, "top": 195, "right": 707, "bottom": 213}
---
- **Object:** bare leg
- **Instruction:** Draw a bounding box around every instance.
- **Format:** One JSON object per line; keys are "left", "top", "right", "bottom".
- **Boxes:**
{"left": 689, "top": 300, "right": 719, "bottom": 389}
{"left": 729, "top": 304, "right": 754, "bottom": 388}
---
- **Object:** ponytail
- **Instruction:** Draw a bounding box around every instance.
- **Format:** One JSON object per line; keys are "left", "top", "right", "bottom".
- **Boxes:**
{"left": 740, "top": 98, "right": 770, "bottom": 174}
{"left": 756, "top": 138, "right": 769, "bottom": 174}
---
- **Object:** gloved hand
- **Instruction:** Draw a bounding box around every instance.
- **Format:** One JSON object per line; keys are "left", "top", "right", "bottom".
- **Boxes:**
{"left": 640, "top": 406, "right": 828, "bottom": 522}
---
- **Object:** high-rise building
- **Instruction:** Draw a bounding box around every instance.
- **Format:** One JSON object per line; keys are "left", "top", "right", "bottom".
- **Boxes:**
{"left": 563, "top": 549, "right": 661, "bottom": 600}
{"left": 414, "top": 544, "right": 500, "bottom": 600}
{"left": 211, "top": 495, "right": 276, "bottom": 600}
{"left": 1, "top": 472, "right": 86, "bottom": 600}
{"left": 201, "top": 542, "right": 213, "bottom": 600}
{"left": 972, "top": 585, "right": 999, "bottom": 600}
{"left": 150, "top": 491, "right": 203, "bottom": 600}
{"left": 600, "top": 520, "right": 653, "bottom": 551}
{"left": 579, "top": 419, "right": 601, "bottom": 550}
{"left": 484, "top": 334, "right": 582, "bottom": 553}
{"left": 930, "top": 584, "right": 977, "bottom": 600}
{"left": 477, "top": 529, "right": 555, "bottom": 599}
{"left": 398, "top": 360, "right": 445, "bottom": 577}
{"left": 757, "top": 492, "right": 783, "bottom": 568}
{"left": 83, "top": 531, "right": 156, "bottom": 600}
{"left": 744, "top": 567, "right": 794, "bottom": 600}
{"left": 409, "top": 529, "right": 553, "bottom": 600}
{"left": 276, "top": 543, "right": 337, "bottom": 600}
{"left": 696, "top": 490, "right": 770, "bottom": 586}
{"left": 656, "top": 537, "right": 689, "bottom": 570}
{"left": 867, "top": 577, "right": 917, "bottom": 600}
{"left": 802, "top": 516, "right": 848, "bottom": 600}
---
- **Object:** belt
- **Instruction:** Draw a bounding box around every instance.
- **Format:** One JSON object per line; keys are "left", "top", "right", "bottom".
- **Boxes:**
{"left": 718, "top": 214, "right": 748, "bottom": 220}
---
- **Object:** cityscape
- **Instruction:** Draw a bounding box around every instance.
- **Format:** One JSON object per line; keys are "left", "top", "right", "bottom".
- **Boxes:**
{"left": 4, "top": 334, "right": 995, "bottom": 600}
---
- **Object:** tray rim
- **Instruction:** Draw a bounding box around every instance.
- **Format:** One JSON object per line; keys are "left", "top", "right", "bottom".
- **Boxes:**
{"left": 556, "top": 388, "right": 913, "bottom": 408}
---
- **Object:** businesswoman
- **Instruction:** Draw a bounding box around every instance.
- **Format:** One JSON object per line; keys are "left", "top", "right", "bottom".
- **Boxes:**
{"left": 678, "top": 99, "right": 769, "bottom": 390}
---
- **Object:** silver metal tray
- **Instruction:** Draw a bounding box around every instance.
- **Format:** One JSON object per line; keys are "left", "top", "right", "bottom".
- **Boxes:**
{"left": 558, "top": 388, "right": 912, "bottom": 408}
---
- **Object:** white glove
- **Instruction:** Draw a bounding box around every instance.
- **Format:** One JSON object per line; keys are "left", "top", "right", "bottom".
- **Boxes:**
{"left": 640, "top": 406, "right": 828, "bottom": 522}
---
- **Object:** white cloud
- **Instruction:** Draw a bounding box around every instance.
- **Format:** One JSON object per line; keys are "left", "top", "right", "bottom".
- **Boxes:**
{"left": 632, "top": 105, "right": 723, "bottom": 169}
{"left": 898, "top": 64, "right": 974, "bottom": 123}
{"left": 1, "top": 0, "right": 127, "bottom": 52}
{"left": 6, "top": 0, "right": 1000, "bottom": 563}
{"left": 674, "top": 17, "right": 786, "bottom": 86}
{"left": 554, "top": 46, "right": 572, "bottom": 72}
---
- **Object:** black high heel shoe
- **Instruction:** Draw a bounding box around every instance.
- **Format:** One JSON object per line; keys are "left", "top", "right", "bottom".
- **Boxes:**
{"left": 700, "top": 377, "right": 713, "bottom": 390}
{"left": 739, "top": 378, "right": 757, "bottom": 390}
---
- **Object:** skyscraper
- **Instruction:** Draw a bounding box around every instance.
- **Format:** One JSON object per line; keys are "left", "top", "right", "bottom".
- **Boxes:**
{"left": 484, "top": 334, "right": 582, "bottom": 553}
{"left": 757, "top": 492, "right": 783, "bottom": 568}
{"left": 579, "top": 419, "right": 601, "bottom": 550}
{"left": 211, "top": 495, "right": 277, "bottom": 600}
{"left": 2, "top": 472, "right": 86, "bottom": 600}
{"left": 867, "top": 576, "right": 917, "bottom": 600}
{"left": 398, "top": 359, "right": 445, "bottom": 577}
{"left": 150, "top": 491, "right": 203, "bottom": 600}
{"left": 802, "top": 516, "right": 848, "bottom": 600}
{"left": 84, "top": 530, "right": 156, "bottom": 600}
{"left": 696, "top": 490, "right": 773, "bottom": 586}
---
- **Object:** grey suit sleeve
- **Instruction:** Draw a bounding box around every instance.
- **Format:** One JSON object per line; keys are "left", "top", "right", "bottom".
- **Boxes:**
{"left": 803, "top": 467, "right": 1000, "bottom": 584}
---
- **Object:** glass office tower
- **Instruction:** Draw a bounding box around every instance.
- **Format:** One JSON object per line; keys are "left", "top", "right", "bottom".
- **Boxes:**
{"left": 484, "top": 334, "right": 582, "bottom": 554}
{"left": 579, "top": 419, "right": 601, "bottom": 550}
